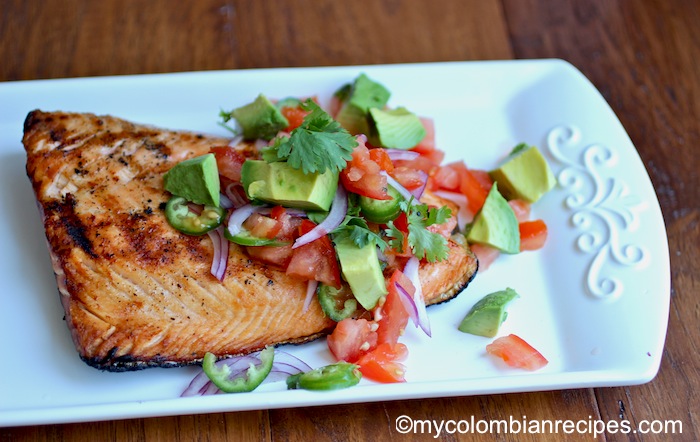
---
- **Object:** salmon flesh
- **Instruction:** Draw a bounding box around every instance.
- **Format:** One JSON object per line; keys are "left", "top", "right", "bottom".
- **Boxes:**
{"left": 23, "top": 110, "right": 478, "bottom": 371}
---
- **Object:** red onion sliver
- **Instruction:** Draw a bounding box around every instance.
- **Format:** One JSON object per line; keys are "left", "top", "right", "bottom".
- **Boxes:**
{"left": 254, "top": 138, "right": 269, "bottom": 151}
{"left": 180, "top": 349, "right": 314, "bottom": 396}
{"left": 410, "top": 170, "right": 429, "bottom": 200}
{"left": 181, "top": 370, "right": 214, "bottom": 397}
{"left": 380, "top": 171, "right": 419, "bottom": 205}
{"left": 207, "top": 225, "right": 228, "bottom": 281}
{"left": 225, "top": 183, "right": 249, "bottom": 209}
{"left": 394, "top": 281, "right": 419, "bottom": 326}
{"left": 434, "top": 190, "right": 473, "bottom": 230}
{"left": 385, "top": 148, "right": 420, "bottom": 162}
{"left": 293, "top": 185, "right": 347, "bottom": 249}
{"left": 219, "top": 192, "right": 234, "bottom": 209}
{"left": 283, "top": 208, "right": 308, "bottom": 217}
{"left": 227, "top": 134, "right": 244, "bottom": 147}
{"left": 273, "top": 350, "right": 314, "bottom": 372}
{"left": 403, "top": 256, "right": 431, "bottom": 337}
{"left": 302, "top": 280, "right": 319, "bottom": 313}
{"left": 187, "top": 203, "right": 203, "bottom": 215}
{"left": 226, "top": 204, "right": 257, "bottom": 237}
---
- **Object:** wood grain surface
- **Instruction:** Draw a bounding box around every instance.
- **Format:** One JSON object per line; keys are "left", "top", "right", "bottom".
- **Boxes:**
{"left": 1, "top": 0, "right": 697, "bottom": 440}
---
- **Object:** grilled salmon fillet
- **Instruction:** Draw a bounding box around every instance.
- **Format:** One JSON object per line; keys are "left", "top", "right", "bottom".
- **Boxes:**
{"left": 23, "top": 110, "right": 478, "bottom": 372}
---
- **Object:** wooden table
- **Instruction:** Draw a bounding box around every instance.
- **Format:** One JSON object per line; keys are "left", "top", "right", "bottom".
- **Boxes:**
{"left": 1, "top": 0, "right": 697, "bottom": 440}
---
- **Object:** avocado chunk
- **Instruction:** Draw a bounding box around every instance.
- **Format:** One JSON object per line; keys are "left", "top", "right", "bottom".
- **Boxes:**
{"left": 231, "top": 94, "right": 289, "bottom": 140}
{"left": 334, "top": 237, "right": 387, "bottom": 310}
{"left": 241, "top": 160, "right": 338, "bottom": 211}
{"left": 368, "top": 107, "right": 427, "bottom": 149}
{"left": 335, "top": 74, "right": 391, "bottom": 135}
{"left": 467, "top": 183, "right": 520, "bottom": 254}
{"left": 489, "top": 144, "right": 556, "bottom": 203}
{"left": 458, "top": 288, "right": 520, "bottom": 337}
{"left": 163, "top": 153, "right": 220, "bottom": 207}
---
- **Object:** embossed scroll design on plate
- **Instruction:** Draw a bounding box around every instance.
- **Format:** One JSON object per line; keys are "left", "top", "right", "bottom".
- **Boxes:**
{"left": 546, "top": 126, "right": 650, "bottom": 301}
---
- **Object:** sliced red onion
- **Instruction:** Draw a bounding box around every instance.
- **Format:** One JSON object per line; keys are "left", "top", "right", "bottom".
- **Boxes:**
{"left": 181, "top": 370, "right": 212, "bottom": 397}
{"left": 394, "top": 281, "right": 419, "bottom": 326}
{"left": 207, "top": 225, "right": 229, "bottom": 281}
{"left": 292, "top": 185, "right": 347, "bottom": 249}
{"left": 219, "top": 193, "right": 234, "bottom": 210}
{"left": 227, "top": 134, "right": 244, "bottom": 147}
{"left": 226, "top": 204, "right": 258, "bottom": 237}
{"left": 385, "top": 148, "right": 420, "bottom": 161}
{"left": 181, "top": 349, "right": 313, "bottom": 396}
{"left": 187, "top": 203, "right": 203, "bottom": 215}
{"left": 283, "top": 208, "right": 308, "bottom": 218}
{"left": 411, "top": 170, "right": 429, "bottom": 200}
{"left": 434, "top": 190, "right": 473, "bottom": 231}
{"left": 225, "top": 183, "right": 249, "bottom": 209}
{"left": 302, "top": 280, "right": 319, "bottom": 313}
{"left": 380, "top": 171, "right": 420, "bottom": 205}
{"left": 271, "top": 350, "right": 313, "bottom": 372}
{"left": 254, "top": 138, "right": 269, "bottom": 151}
{"left": 403, "top": 256, "right": 431, "bottom": 337}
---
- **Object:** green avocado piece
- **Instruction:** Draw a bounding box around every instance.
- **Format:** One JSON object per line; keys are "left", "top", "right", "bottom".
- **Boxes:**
{"left": 489, "top": 144, "right": 557, "bottom": 203}
{"left": 458, "top": 288, "right": 520, "bottom": 337}
{"left": 163, "top": 153, "right": 220, "bottom": 207}
{"left": 241, "top": 160, "right": 339, "bottom": 211}
{"left": 466, "top": 183, "right": 520, "bottom": 254}
{"left": 231, "top": 94, "right": 289, "bottom": 140}
{"left": 368, "top": 107, "right": 426, "bottom": 149}
{"left": 334, "top": 236, "right": 387, "bottom": 310}
{"left": 335, "top": 73, "right": 391, "bottom": 135}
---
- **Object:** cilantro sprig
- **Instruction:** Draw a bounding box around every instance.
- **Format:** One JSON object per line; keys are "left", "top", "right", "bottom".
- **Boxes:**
{"left": 386, "top": 200, "right": 452, "bottom": 263}
{"left": 332, "top": 194, "right": 387, "bottom": 250}
{"left": 264, "top": 100, "right": 357, "bottom": 174}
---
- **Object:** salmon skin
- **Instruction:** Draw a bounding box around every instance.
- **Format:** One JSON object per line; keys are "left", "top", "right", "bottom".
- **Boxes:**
{"left": 23, "top": 110, "right": 478, "bottom": 372}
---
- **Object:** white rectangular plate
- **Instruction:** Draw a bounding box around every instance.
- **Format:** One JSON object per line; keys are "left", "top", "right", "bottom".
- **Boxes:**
{"left": 0, "top": 60, "right": 670, "bottom": 426}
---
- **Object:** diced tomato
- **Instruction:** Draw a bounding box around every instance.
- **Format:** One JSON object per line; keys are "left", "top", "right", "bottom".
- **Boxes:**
{"left": 246, "top": 243, "right": 294, "bottom": 269}
{"left": 486, "top": 334, "right": 549, "bottom": 371}
{"left": 242, "top": 213, "right": 282, "bottom": 239}
{"left": 210, "top": 146, "right": 246, "bottom": 183}
{"left": 508, "top": 199, "right": 531, "bottom": 223}
{"left": 376, "top": 270, "right": 412, "bottom": 346}
{"left": 469, "top": 169, "right": 493, "bottom": 193}
{"left": 393, "top": 155, "right": 439, "bottom": 175}
{"left": 327, "top": 318, "right": 378, "bottom": 363}
{"left": 519, "top": 219, "right": 548, "bottom": 251}
{"left": 447, "top": 161, "right": 490, "bottom": 214}
{"left": 270, "top": 205, "right": 286, "bottom": 220}
{"left": 286, "top": 220, "right": 342, "bottom": 288}
{"left": 357, "top": 342, "right": 408, "bottom": 383}
{"left": 368, "top": 148, "right": 394, "bottom": 173}
{"left": 469, "top": 243, "right": 500, "bottom": 271}
{"left": 392, "top": 212, "right": 409, "bottom": 232}
{"left": 245, "top": 212, "right": 301, "bottom": 268}
{"left": 432, "top": 165, "right": 460, "bottom": 191}
{"left": 412, "top": 117, "right": 436, "bottom": 152}
{"left": 340, "top": 139, "right": 391, "bottom": 200}
{"left": 391, "top": 166, "right": 425, "bottom": 190}
{"left": 280, "top": 106, "right": 309, "bottom": 132}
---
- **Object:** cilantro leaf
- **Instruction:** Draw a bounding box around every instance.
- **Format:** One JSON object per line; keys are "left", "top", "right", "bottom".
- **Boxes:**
{"left": 333, "top": 215, "right": 387, "bottom": 251}
{"left": 423, "top": 204, "right": 452, "bottom": 227}
{"left": 386, "top": 200, "right": 452, "bottom": 262}
{"left": 271, "top": 100, "right": 357, "bottom": 174}
{"left": 384, "top": 222, "right": 405, "bottom": 253}
{"left": 407, "top": 223, "right": 449, "bottom": 262}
